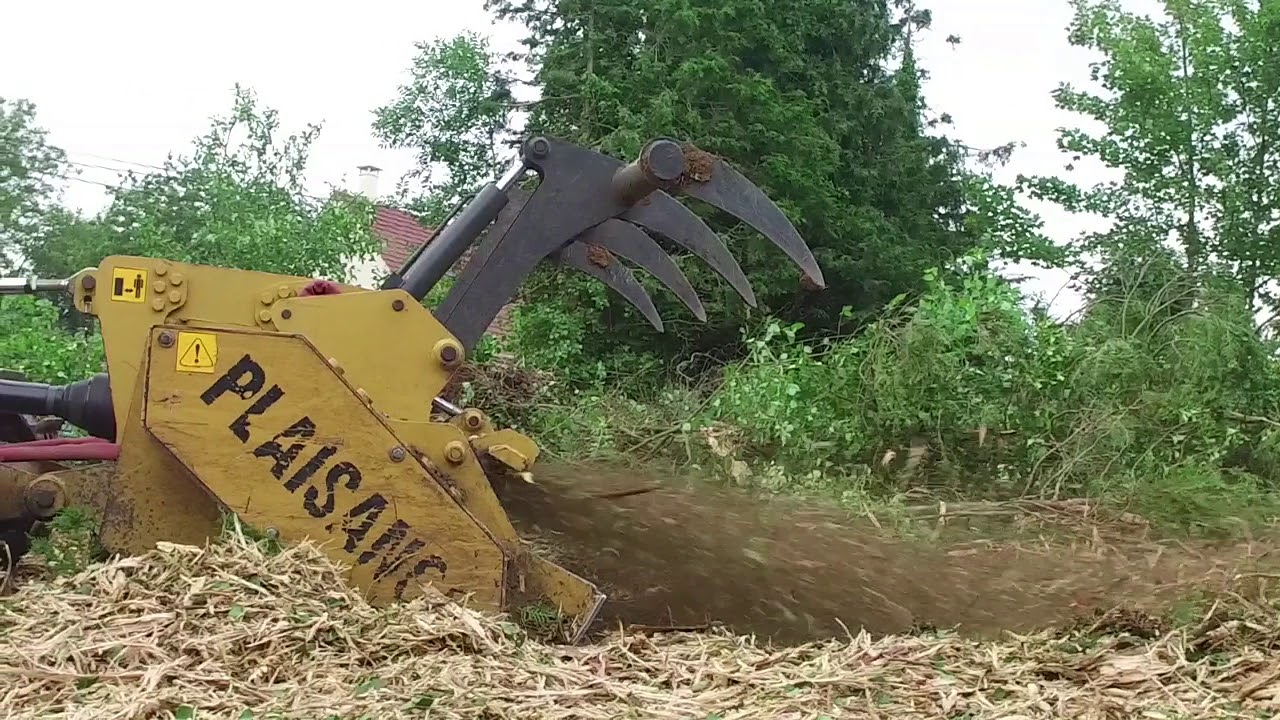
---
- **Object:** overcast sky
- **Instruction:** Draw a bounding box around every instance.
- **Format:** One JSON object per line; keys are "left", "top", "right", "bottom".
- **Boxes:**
{"left": 3, "top": 0, "right": 1162, "bottom": 314}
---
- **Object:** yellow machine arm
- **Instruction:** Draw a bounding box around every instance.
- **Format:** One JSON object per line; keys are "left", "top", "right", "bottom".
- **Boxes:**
{"left": 0, "top": 134, "right": 824, "bottom": 643}
{"left": 3, "top": 258, "right": 605, "bottom": 639}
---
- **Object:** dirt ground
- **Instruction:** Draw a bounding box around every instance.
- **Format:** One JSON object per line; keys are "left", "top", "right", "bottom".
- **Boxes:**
{"left": 495, "top": 462, "right": 1280, "bottom": 645}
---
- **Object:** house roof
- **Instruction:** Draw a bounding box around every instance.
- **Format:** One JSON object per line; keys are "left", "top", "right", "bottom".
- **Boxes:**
{"left": 371, "top": 205, "right": 434, "bottom": 271}
{"left": 369, "top": 204, "right": 517, "bottom": 339}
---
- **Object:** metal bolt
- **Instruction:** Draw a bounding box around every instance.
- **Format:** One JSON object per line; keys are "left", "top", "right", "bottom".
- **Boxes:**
{"left": 432, "top": 339, "right": 464, "bottom": 369}
{"left": 80, "top": 275, "right": 96, "bottom": 290}
{"left": 281, "top": 309, "right": 292, "bottom": 320}
{"left": 153, "top": 280, "right": 166, "bottom": 293}
{"left": 257, "top": 309, "right": 272, "bottom": 323}
{"left": 529, "top": 136, "right": 550, "bottom": 158}
{"left": 392, "top": 299, "right": 405, "bottom": 312}
{"left": 444, "top": 441, "right": 467, "bottom": 464}
{"left": 168, "top": 290, "right": 182, "bottom": 303}
{"left": 32, "top": 489, "right": 56, "bottom": 510}
{"left": 152, "top": 299, "right": 166, "bottom": 311}
{"left": 389, "top": 447, "right": 406, "bottom": 462}
{"left": 158, "top": 331, "right": 175, "bottom": 348}
{"left": 169, "top": 273, "right": 183, "bottom": 286}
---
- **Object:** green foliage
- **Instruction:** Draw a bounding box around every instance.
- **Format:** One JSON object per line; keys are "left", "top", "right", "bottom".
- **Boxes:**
{"left": 0, "top": 296, "right": 104, "bottom": 383}
{"left": 373, "top": 33, "right": 516, "bottom": 224}
{"left": 17, "top": 86, "right": 381, "bottom": 281}
{"left": 0, "top": 97, "right": 70, "bottom": 274}
{"left": 362, "top": 4, "right": 1280, "bottom": 538}
{"left": 1021, "top": 0, "right": 1280, "bottom": 309}
{"left": 690, "top": 254, "right": 1280, "bottom": 533}
{"left": 0, "top": 88, "right": 381, "bottom": 390}
{"left": 31, "top": 507, "right": 103, "bottom": 577}
{"left": 484, "top": 0, "right": 982, "bottom": 355}
{"left": 960, "top": 152, "right": 1066, "bottom": 269}
{"left": 375, "top": 3, "right": 1063, "bottom": 381}
{"left": 498, "top": 267, "right": 666, "bottom": 391}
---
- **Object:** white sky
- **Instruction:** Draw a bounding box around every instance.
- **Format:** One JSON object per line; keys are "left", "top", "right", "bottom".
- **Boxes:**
{"left": 3, "top": 0, "right": 1163, "bottom": 315}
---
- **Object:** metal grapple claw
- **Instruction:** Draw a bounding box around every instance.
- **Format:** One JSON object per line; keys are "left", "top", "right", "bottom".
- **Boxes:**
{"left": 557, "top": 241, "right": 664, "bottom": 332}
{"left": 621, "top": 192, "right": 758, "bottom": 308}
{"left": 575, "top": 219, "right": 706, "bottom": 322}
{"left": 388, "top": 135, "right": 825, "bottom": 353}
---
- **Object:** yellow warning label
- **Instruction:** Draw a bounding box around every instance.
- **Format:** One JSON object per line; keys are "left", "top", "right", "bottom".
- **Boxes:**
{"left": 110, "top": 267, "right": 147, "bottom": 303}
{"left": 176, "top": 332, "right": 218, "bottom": 373}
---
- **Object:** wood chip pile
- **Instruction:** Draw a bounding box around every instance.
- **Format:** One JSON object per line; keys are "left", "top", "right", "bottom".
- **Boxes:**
{"left": 2, "top": 535, "right": 1279, "bottom": 719}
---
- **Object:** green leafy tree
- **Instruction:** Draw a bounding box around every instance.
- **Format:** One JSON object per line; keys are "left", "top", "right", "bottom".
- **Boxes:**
{"left": 369, "top": 1, "right": 989, "bottom": 369}
{"left": 19, "top": 86, "right": 381, "bottom": 281}
{"left": 1022, "top": 0, "right": 1280, "bottom": 314}
{"left": 372, "top": 33, "right": 517, "bottom": 225}
{"left": 480, "top": 0, "right": 1071, "bottom": 373}
{"left": 0, "top": 97, "right": 70, "bottom": 274}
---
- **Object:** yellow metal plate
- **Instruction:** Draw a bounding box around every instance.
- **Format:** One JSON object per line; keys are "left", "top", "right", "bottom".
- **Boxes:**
{"left": 175, "top": 331, "right": 218, "bottom": 373}
{"left": 142, "top": 327, "right": 510, "bottom": 608}
{"left": 109, "top": 267, "right": 147, "bottom": 303}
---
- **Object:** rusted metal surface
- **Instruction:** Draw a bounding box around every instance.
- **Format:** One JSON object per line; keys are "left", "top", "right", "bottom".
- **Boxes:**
{"left": 585, "top": 243, "right": 614, "bottom": 268}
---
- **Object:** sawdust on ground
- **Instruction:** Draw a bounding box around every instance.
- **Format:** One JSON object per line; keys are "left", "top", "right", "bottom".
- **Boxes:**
{"left": 3, "top": 533, "right": 1280, "bottom": 719}
{"left": 6, "top": 461, "right": 1280, "bottom": 718}
{"left": 495, "top": 463, "right": 1280, "bottom": 643}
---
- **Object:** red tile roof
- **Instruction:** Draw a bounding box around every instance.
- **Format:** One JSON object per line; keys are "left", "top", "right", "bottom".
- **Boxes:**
{"left": 371, "top": 206, "right": 434, "bottom": 271}
{"left": 370, "top": 204, "right": 517, "bottom": 339}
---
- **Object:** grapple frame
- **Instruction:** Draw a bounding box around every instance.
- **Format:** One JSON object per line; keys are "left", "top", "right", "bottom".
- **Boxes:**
{"left": 383, "top": 135, "right": 824, "bottom": 349}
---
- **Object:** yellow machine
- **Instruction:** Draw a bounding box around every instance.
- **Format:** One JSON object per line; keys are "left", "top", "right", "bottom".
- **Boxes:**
{"left": 0, "top": 135, "right": 824, "bottom": 642}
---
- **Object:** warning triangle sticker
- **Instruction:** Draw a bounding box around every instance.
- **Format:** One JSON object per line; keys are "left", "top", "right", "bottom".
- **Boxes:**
{"left": 176, "top": 332, "right": 218, "bottom": 373}
{"left": 180, "top": 340, "right": 209, "bottom": 366}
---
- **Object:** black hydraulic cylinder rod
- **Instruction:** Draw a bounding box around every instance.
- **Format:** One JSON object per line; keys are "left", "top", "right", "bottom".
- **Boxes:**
{"left": 0, "top": 373, "right": 116, "bottom": 441}
{"left": 396, "top": 183, "right": 511, "bottom": 302}
{"left": 391, "top": 155, "right": 528, "bottom": 301}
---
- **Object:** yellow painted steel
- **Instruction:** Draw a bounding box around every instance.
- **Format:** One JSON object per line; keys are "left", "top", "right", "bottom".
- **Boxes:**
{"left": 22, "top": 255, "right": 608, "bottom": 641}
{"left": 143, "top": 326, "right": 510, "bottom": 607}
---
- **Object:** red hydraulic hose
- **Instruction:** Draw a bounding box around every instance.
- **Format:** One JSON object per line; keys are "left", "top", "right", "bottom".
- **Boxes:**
{"left": 11, "top": 436, "right": 109, "bottom": 447}
{"left": 0, "top": 437, "right": 121, "bottom": 462}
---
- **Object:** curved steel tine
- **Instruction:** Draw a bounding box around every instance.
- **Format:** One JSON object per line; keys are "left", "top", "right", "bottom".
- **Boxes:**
{"left": 675, "top": 153, "right": 825, "bottom": 288}
{"left": 557, "top": 242, "right": 664, "bottom": 332}
{"left": 622, "top": 193, "right": 757, "bottom": 307}
{"left": 577, "top": 219, "right": 706, "bottom": 321}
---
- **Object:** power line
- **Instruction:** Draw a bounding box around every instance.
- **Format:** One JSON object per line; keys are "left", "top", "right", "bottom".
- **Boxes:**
{"left": 39, "top": 163, "right": 340, "bottom": 205}
{"left": 65, "top": 159, "right": 146, "bottom": 176}
{"left": 64, "top": 151, "right": 169, "bottom": 173}
{"left": 42, "top": 171, "right": 119, "bottom": 190}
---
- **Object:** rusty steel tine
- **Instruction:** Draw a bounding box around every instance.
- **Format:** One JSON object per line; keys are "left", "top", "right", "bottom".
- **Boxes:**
{"left": 557, "top": 243, "right": 664, "bottom": 332}
{"left": 675, "top": 151, "right": 825, "bottom": 289}
{"left": 577, "top": 219, "right": 707, "bottom": 322}
{"left": 622, "top": 195, "right": 757, "bottom": 307}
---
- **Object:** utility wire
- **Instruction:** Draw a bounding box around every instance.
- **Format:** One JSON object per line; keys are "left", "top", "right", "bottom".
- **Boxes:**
{"left": 39, "top": 162, "right": 343, "bottom": 206}
{"left": 41, "top": 171, "right": 120, "bottom": 190}
{"left": 33, "top": 161, "right": 435, "bottom": 229}
{"left": 65, "top": 159, "right": 147, "bottom": 177}
{"left": 64, "top": 151, "right": 169, "bottom": 173}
